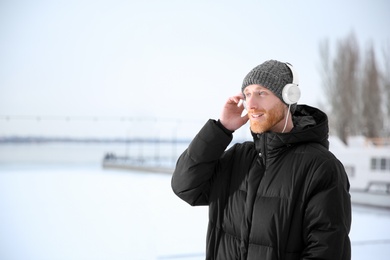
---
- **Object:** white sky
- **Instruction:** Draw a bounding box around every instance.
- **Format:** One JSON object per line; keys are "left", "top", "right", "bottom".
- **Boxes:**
{"left": 0, "top": 0, "right": 389, "bottom": 137}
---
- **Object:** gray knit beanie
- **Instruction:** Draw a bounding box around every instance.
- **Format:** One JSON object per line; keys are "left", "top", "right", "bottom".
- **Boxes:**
{"left": 242, "top": 59, "right": 297, "bottom": 113}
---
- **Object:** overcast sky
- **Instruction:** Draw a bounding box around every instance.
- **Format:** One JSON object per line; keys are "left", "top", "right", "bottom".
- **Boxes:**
{"left": 0, "top": 0, "right": 389, "bottom": 138}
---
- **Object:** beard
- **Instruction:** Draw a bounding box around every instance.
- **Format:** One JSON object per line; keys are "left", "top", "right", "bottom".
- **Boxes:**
{"left": 249, "top": 104, "right": 285, "bottom": 134}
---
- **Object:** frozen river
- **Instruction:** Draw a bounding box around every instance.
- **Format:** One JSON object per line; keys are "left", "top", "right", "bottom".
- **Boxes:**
{"left": 0, "top": 143, "right": 390, "bottom": 259}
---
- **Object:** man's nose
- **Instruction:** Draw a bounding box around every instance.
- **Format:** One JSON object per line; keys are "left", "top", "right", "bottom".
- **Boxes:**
{"left": 245, "top": 97, "right": 257, "bottom": 110}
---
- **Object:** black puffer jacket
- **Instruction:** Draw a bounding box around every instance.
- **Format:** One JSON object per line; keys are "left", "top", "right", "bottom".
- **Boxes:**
{"left": 172, "top": 105, "right": 351, "bottom": 260}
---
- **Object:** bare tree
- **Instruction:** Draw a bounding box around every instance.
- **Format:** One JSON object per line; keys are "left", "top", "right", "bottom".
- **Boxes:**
{"left": 321, "top": 33, "right": 360, "bottom": 144}
{"left": 319, "top": 33, "right": 388, "bottom": 144}
{"left": 382, "top": 43, "right": 390, "bottom": 137}
{"left": 361, "top": 45, "right": 382, "bottom": 138}
{"left": 318, "top": 39, "right": 335, "bottom": 128}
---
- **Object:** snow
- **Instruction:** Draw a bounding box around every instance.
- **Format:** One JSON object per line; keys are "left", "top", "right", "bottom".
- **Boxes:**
{"left": 0, "top": 164, "right": 389, "bottom": 260}
{"left": 0, "top": 165, "right": 208, "bottom": 260}
{"left": 350, "top": 206, "right": 390, "bottom": 259}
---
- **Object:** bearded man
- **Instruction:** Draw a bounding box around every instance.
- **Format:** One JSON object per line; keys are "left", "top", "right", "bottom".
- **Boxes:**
{"left": 171, "top": 59, "right": 351, "bottom": 260}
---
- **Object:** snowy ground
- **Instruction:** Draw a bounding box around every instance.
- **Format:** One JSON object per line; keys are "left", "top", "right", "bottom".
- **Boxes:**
{"left": 0, "top": 165, "right": 207, "bottom": 260}
{"left": 0, "top": 164, "right": 389, "bottom": 260}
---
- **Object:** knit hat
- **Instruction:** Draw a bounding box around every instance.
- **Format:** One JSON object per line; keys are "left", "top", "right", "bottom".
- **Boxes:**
{"left": 242, "top": 59, "right": 297, "bottom": 113}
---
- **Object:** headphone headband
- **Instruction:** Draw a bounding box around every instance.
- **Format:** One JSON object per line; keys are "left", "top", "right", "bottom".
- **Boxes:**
{"left": 285, "top": 62, "right": 299, "bottom": 86}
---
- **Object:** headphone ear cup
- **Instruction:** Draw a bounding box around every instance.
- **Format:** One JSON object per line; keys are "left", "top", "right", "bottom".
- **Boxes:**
{"left": 282, "top": 84, "right": 301, "bottom": 105}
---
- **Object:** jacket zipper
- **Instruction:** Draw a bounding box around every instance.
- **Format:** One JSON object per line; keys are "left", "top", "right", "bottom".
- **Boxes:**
{"left": 257, "top": 133, "right": 267, "bottom": 169}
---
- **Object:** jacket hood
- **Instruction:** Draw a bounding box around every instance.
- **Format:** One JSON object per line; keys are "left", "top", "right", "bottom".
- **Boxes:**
{"left": 252, "top": 105, "right": 329, "bottom": 158}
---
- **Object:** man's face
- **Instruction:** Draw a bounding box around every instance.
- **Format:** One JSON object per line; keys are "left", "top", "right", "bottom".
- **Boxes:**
{"left": 243, "top": 84, "right": 287, "bottom": 134}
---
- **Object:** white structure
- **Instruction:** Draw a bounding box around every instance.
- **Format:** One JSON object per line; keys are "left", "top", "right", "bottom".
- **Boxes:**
{"left": 329, "top": 136, "right": 390, "bottom": 208}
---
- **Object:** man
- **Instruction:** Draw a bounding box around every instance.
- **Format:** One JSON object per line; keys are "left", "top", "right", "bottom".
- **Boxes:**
{"left": 171, "top": 60, "right": 351, "bottom": 260}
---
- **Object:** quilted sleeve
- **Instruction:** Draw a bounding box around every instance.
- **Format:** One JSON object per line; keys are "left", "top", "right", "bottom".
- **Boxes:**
{"left": 301, "top": 158, "right": 351, "bottom": 260}
{"left": 171, "top": 119, "right": 233, "bottom": 206}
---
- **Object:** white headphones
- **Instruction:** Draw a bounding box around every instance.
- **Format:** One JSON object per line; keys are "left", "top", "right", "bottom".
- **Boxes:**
{"left": 282, "top": 62, "right": 301, "bottom": 105}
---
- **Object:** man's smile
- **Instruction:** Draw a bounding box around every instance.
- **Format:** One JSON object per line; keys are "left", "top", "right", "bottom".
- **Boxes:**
{"left": 249, "top": 111, "right": 265, "bottom": 119}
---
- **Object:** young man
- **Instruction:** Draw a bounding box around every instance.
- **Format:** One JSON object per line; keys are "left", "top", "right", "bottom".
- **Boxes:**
{"left": 171, "top": 60, "right": 351, "bottom": 260}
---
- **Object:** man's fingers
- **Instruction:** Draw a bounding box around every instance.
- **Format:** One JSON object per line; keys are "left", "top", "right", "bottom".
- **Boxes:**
{"left": 228, "top": 93, "right": 244, "bottom": 106}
